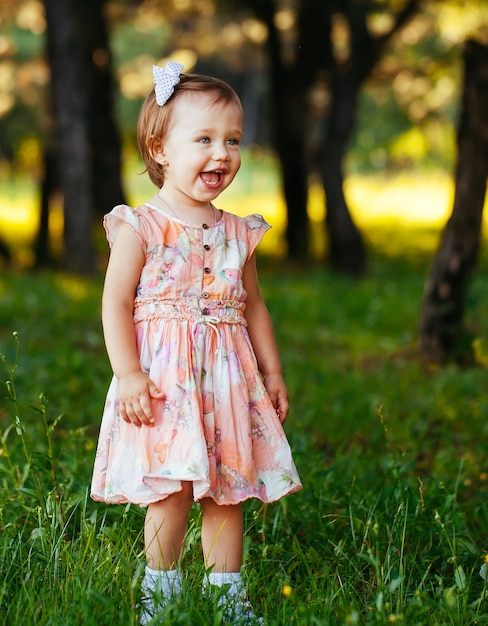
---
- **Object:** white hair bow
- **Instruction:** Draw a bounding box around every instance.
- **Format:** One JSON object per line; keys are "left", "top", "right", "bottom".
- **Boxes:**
{"left": 153, "top": 61, "right": 184, "bottom": 106}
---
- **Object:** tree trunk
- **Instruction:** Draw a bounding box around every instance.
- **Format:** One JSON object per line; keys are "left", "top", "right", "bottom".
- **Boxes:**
{"left": 273, "top": 83, "right": 309, "bottom": 261}
{"left": 39, "top": 0, "right": 124, "bottom": 270}
{"left": 319, "top": 6, "right": 370, "bottom": 276}
{"left": 321, "top": 72, "right": 367, "bottom": 275}
{"left": 76, "top": 0, "right": 126, "bottom": 216}
{"left": 319, "top": 0, "right": 421, "bottom": 275}
{"left": 248, "top": 0, "right": 309, "bottom": 261}
{"left": 419, "top": 40, "right": 488, "bottom": 363}
{"left": 43, "top": 0, "right": 95, "bottom": 274}
{"left": 35, "top": 145, "right": 58, "bottom": 268}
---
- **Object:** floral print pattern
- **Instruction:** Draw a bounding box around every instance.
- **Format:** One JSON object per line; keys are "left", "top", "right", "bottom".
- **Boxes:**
{"left": 91, "top": 203, "right": 302, "bottom": 506}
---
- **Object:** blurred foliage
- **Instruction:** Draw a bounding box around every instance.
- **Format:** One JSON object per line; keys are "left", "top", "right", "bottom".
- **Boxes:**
{"left": 351, "top": 1, "right": 487, "bottom": 172}
{"left": 0, "top": 0, "right": 487, "bottom": 181}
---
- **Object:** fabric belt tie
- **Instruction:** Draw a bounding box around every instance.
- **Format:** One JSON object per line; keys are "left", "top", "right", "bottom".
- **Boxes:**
{"left": 133, "top": 299, "right": 247, "bottom": 355}
{"left": 189, "top": 308, "right": 222, "bottom": 354}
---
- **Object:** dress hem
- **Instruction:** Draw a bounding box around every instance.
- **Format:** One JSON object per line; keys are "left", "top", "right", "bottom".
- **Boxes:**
{"left": 90, "top": 483, "right": 302, "bottom": 508}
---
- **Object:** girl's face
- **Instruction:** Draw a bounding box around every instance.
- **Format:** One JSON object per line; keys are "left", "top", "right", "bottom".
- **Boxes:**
{"left": 157, "top": 92, "right": 243, "bottom": 206}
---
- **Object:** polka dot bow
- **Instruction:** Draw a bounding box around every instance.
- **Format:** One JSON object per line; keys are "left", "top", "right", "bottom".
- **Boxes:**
{"left": 153, "top": 61, "right": 184, "bottom": 106}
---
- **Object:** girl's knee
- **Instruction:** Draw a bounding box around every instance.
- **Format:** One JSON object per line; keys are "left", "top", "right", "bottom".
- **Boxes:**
{"left": 173, "top": 481, "right": 194, "bottom": 508}
{"left": 201, "top": 499, "right": 242, "bottom": 518}
{"left": 150, "top": 481, "right": 194, "bottom": 513}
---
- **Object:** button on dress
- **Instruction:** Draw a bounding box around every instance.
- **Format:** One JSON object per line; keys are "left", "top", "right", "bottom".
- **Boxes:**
{"left": 91, "top": 203, "right": 302, "bottom": 506}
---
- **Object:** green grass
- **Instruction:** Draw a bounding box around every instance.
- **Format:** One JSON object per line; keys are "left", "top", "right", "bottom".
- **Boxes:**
{"left": 1, "top": 228, "right": 488, "bottom": 624}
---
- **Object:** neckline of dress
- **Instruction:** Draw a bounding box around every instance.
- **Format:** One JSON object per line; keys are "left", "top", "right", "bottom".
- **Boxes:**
{"left": 144, "top": 202, "right": 224, "bottom": 228}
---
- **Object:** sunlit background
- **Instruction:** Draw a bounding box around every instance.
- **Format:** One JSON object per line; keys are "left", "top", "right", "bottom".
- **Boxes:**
{"left": 0, "top": 0, "right": 488, "bottom": 266}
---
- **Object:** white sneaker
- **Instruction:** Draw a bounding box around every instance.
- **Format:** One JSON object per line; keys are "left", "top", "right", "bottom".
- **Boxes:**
{"left": 202, "top": 572, "right": 264, "bottom": 625}
{"left": 217, "top": 594, "right": 265, "bottom": 624}
{"left": 139, "top": 568, "right": 182, "bottom": 624}
{"left": 140, "top": 588, "right": 168, "bottom": 625}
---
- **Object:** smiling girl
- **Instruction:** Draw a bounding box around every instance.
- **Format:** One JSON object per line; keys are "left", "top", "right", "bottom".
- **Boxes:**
{"left": 91, "top": 61, "right": 301, "bottom": 624}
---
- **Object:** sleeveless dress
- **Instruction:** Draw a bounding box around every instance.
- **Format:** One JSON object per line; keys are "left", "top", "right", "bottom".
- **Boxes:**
{"left": 90, "top": 203, "right": 302, "bottom": 506}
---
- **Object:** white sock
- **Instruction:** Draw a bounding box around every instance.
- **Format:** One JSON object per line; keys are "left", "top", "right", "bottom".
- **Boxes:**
{"left": 140, "top": 568, "right": 183, "bottom": 624}
{"left": 143, "top": 566, "right": 182, "bottom": 597}
{"left": 204, "top": 571, "right": 244, "bottom": 597}
{"left": 203, "top": 572, "right": 263, "bottom": 623}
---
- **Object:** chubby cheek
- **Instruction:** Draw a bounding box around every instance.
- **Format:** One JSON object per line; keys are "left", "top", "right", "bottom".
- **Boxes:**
{"left": 224, "top": 170, "right": 239, "bottom": 191}
{"left": 229, "top": 155, "right": 241, "bottom": 180}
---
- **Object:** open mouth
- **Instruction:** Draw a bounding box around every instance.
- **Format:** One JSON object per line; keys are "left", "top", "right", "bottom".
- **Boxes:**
{"left": 200, "top": 170, "right": 225, "bottom": 187}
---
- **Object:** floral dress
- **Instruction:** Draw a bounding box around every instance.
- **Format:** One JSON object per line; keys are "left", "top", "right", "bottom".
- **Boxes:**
{"left": 90, "top": 203, "right": 302, "bottom": 506}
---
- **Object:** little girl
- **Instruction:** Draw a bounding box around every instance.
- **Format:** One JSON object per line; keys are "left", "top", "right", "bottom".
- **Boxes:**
{"left": 91, "top": 60, "right": 302, "bottom": 624}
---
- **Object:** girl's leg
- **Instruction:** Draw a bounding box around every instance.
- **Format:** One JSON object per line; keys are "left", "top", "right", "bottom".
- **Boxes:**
{"left": 145, "top": 481, "right": 194, "bottom": 569}
{"left": 200, "top": 499, "right": 243, "bottom": 572}
{"left": 140, "top": 482, "right": 194, "bottom": 624}
{"left": 200, "top": 499, "right": 263, "bottom": 623}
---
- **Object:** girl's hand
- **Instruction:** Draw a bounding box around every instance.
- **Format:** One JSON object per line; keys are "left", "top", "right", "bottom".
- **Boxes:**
{"left": 263, "top": 373, "right": 289, "bottom": 424}
{"left": 117, "top": 371, "right": 164, "bottom": 427}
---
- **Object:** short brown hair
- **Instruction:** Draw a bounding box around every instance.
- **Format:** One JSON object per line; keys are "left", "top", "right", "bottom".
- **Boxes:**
{"left": 137, "top": 73, "right": 242, "bottom": 188}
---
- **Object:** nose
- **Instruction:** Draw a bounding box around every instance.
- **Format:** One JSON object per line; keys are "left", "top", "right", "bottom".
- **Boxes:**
{"left": 212, "top": 141, "right": 231, "bottom": 161}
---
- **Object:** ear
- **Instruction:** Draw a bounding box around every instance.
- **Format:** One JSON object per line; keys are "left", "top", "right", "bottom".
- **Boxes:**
{"left": 147, "top": 136, "right": 166, "bottom": 165}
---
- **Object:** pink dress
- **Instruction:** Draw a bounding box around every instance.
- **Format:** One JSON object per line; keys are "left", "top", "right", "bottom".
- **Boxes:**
{"left": 90, "top": 203, "right": 302, "bottom": 506}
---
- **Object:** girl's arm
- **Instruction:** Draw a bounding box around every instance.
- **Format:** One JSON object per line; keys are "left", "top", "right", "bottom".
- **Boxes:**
{"left": 242, "top": 253, "right": 289, "bottom": 424}
{"left": 102, "top": 223, "right": 163, "bottom": 427}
